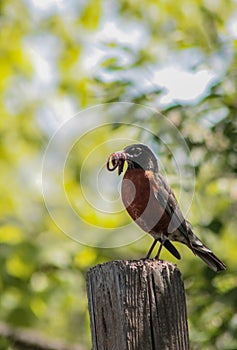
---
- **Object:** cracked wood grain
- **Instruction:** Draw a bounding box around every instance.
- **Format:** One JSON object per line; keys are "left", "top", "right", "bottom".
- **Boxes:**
{"left": 87, "top": 259, "right": 190, "bottom": 350}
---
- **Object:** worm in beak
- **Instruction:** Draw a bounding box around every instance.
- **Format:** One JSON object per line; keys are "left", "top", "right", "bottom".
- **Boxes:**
{"left": 106, "top": 152, "right": 126, "bottom": 175}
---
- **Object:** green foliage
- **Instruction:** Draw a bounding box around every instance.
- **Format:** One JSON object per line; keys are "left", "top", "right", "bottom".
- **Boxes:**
{"left": 0, "top": 0, "right": 236, "bottom": 348}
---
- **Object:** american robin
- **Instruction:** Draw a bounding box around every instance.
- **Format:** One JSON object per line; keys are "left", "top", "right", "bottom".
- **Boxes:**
{"left": 107, "top": 143, "right": 226, "bottom": 272}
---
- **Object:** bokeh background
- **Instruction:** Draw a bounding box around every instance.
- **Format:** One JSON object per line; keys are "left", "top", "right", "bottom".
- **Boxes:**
{"left": 0, "top": 0, "right": 237, "bottom": 349}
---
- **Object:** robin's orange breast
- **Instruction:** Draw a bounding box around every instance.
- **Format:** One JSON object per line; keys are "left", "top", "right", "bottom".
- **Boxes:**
{"left": 121, "top": 169, "right": 171, "bottom": 236}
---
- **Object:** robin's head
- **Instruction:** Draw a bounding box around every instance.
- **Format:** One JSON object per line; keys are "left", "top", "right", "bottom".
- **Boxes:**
{"left": 124, "top": 144, "right": 158, "bottom": 172}
{"left": 107, "top": 144, "right": 158, "bottom": 175}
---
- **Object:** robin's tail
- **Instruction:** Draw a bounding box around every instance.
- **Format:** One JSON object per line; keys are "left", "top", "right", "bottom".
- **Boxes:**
{"left": 191, "top": 244, "right": 226, "bottom": 272}
{"left": 187, "top": 224, "right": 226, "bottom": 272}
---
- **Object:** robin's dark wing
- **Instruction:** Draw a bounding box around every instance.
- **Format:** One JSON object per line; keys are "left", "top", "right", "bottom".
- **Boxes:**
{"left": 154, "top": 172, "right": 192, "bottom": 249}
{"left": 163, "top": 240, "right": 181, "bottom": 260}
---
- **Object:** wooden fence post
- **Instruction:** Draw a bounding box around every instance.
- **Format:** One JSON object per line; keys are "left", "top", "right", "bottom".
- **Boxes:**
{"left": 86, "top": 259, "right": 190, "bottom": 350}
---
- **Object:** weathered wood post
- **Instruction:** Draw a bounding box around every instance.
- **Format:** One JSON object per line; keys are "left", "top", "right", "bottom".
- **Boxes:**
{"left": 86, "top": 259, "right": 189, "bottom": 350}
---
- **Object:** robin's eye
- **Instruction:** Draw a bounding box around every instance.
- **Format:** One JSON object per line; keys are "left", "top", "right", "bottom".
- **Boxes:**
{"left": 132, "top": 147, "right": 142, "bottom": 157}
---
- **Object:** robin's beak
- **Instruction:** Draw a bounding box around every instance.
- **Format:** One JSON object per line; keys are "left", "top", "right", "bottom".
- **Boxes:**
{"left": 107, "top": 151, "right": 127, "bottom": 175}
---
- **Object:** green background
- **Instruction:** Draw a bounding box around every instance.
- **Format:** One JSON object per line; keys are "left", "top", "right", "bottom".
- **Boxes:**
{"left": 0, "top": 0, "right": 236, "bottom": 349}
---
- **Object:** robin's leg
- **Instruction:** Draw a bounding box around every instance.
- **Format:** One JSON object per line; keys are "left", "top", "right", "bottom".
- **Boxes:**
{"left": 155, "top": 239, "right": 165, "bottom": 260}
{"left": 146, "top": 238, "right": 158, "bottom": 259}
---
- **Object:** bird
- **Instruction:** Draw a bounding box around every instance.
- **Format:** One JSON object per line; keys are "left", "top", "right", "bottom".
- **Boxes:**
{"left": 107, "top": 143, "right": 226, "bottom": 272}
